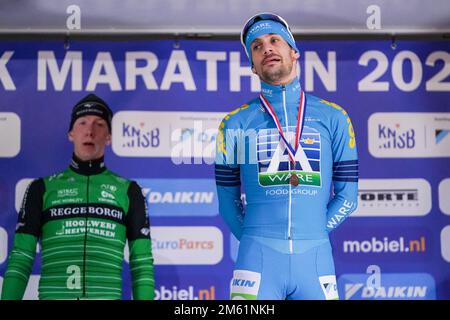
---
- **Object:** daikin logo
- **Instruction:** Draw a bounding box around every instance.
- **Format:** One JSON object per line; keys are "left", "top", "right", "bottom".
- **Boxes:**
{"left": 339, "top": 273, "right": 436, "bottom": 300}
{"left": 137, "top": 179, "right": 218, "bottom": 217}
{"left": 146, "top": 191, "right": 212, "bottom": 204}
{"left": 344, "top": 283, "right": 428, "bottom": 299}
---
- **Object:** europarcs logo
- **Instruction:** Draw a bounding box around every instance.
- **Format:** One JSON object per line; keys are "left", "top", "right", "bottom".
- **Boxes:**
{"left": 124, "top": 226, "right": 223, "bottom": 265}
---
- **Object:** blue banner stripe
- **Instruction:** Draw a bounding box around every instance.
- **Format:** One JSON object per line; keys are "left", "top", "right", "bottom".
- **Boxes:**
{"left": 215, "top": 169, "right": 240, "bottom": 174}
{"left": 333, "top": 177, "right": 358, "bottom": 182}
{"left": 215, "top": 172, "right": 239, "bottom": 178}
{"left": 215, "top": 167, "right": 240, "bottom": 176}
{"left": 334, "top": 165, "right": 359, "bottom": 171}
{"left": 334, "top": 160, "right": 359, "bottom": 167}
{"left": 216, "top": 181, "right": 241, "bottom": 187}
{"left": 333, "top": 172, "right": 359, "bottom": 177}
{"left": 215, "top": 176, "right": 240, "bottom": 182}
{"left": 215, "top": 171, "right": 240, "bottom": 177}
{"left": 215, "top": 164, "right": 239, "bottom": 170}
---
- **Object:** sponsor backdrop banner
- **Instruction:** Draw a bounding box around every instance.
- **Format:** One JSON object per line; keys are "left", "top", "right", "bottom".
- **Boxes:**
{"left": 0, "top": 39, "right": 449, "bottom": 300}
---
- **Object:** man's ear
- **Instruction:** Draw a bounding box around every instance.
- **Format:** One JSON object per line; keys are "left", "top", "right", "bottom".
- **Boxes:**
{"left": 105, "top": 133, "right": 112, "bottom": 146}
{"left": 68, "top": 131, "right": 74, "bottom": 142}
{"left": 292, "top": 50, "right": 300, "bottom": 60}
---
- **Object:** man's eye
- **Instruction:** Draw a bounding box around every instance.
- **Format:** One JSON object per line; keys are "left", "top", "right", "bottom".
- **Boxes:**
{"left": 253, "top": 44, "right": 261, "bottom": 50}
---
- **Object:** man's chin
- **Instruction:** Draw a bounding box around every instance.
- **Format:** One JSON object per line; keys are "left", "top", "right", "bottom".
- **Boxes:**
{"left": 76, "top": 150, "right": 101, "bottom": 161}
{"left": 262, "top": 70, "right": 285, "bottom": 84}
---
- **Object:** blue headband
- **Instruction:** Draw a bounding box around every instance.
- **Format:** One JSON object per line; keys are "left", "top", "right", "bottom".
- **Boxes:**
{"left": 244, "top": 19, "right": 298, "bottom": 65}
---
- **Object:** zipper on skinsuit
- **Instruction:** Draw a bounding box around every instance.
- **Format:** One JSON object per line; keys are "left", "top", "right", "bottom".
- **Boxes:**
{"left": 282, "top": 85, "right": 293, "bottom": 254}
{"left": 82, "top": 161, "right": 92, "bottom": 297}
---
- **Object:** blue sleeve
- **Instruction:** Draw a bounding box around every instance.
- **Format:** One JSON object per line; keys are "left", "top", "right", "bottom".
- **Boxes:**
{"left": 326, "top": 107, "right": 358, "bottom": 232}
{"left": 215, "top": 117, "right": 244, "bottom": 240}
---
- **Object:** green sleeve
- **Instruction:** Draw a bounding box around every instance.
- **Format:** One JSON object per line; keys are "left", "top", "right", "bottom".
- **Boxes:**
{"left": 1, "top": 179, "right": 43, "bottom": 300}
{"left": 126, "top": 181, "right": 155, "bottom": 300}
{"left": 1, "top": 234, "right": 38, "bottom": 300}
{"left": 129, "top": 239, "right": 155, "bottom": 300}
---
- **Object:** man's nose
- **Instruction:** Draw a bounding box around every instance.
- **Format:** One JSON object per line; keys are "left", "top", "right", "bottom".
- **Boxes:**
{"left": 263, "top": 43, "right": 274, "bottom": 55}
{"left": 85, "top": 124, "right": 94, "bottom": 136}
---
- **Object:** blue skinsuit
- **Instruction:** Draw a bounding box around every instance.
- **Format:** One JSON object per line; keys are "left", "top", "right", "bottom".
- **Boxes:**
{"left": 215, "top": 77, "right": 358, "bottom": 300}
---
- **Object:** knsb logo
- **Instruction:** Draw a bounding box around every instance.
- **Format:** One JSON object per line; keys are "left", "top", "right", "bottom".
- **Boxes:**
{"left": 154, "top": 285, "right": 216, "bottom": 300}
{"left": 368, "top": 112, "right": 450, "bottom": 157}
{"left": 352, "top": 179, "right": 431, "bottom": 217}
{"left": 377, "top": 123, "right": 416, "bottom": 149}
{"left": 339, "top": 273, "right": 436, "bottom": 300}
{"left": 120, "top": 122, "right": 160, "bottom": 149}
{"left": 112, "top": 111, "right": 164, "bottom": 157}
{"left": 151, "top": 226, "right": 223, "bottom": 265}
{"left": 137, "top": 179, "right": 218, "bottom": 217}
{"left": 257, "top": 126, "right": 322, "bottom": 187}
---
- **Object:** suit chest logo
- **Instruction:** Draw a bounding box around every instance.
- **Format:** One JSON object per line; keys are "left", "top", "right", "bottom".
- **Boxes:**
{"left": 256, "top": 125, "right": 322, "bottom": 187}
